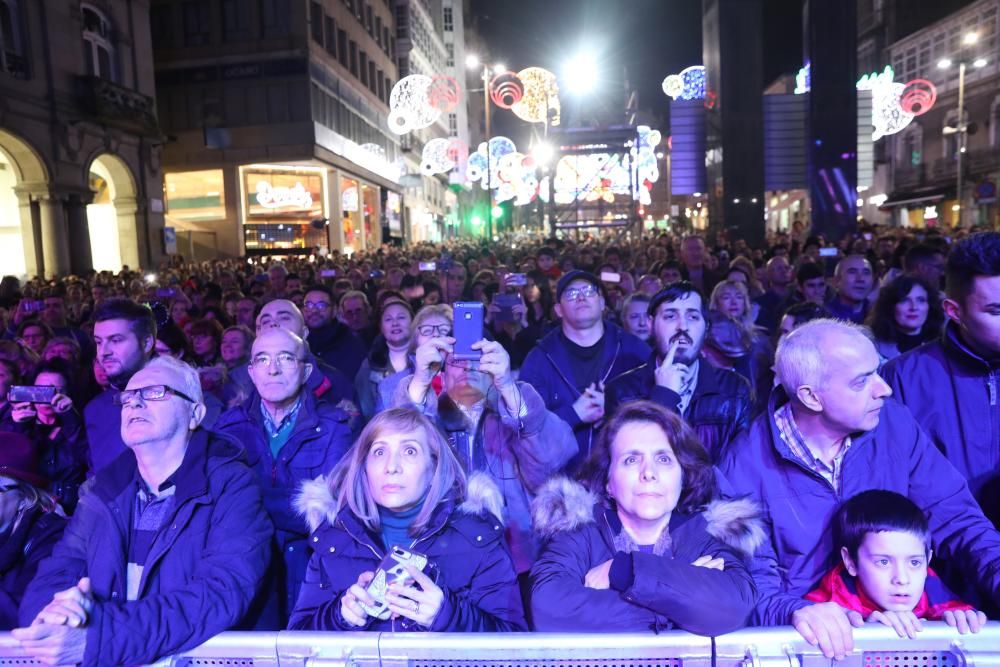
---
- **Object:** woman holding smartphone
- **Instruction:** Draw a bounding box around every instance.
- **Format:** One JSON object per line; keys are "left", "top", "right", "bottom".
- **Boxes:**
{"left": 289, "top": 408, "right": 526, "bottom": 632}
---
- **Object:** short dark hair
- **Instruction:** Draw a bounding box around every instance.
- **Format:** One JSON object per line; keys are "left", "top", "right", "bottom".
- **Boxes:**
{"left": 580, "top": 400, "right": 716, "bottom": 514}
{"left": 795, "top": 262, "right": 825, "bottom": 285}
{"left": 647, "top": 280, "right": 706, "bottom": 318}
{"left": 32, "top": 357, "right": 77, "bottom": 402}
{"left": 835, "top": 490, "right": 930, "bottom": 561}
{"left": 945, "top": 232, "right": 1000, "bottom": 303}
{"left": 304, "top": 284, "right": 333, "bottom": 299}
{"left": 93, "top": 298, "right": 157, "bottom": 344}
{"left": 537, "top": 246, "right": 555, "bottom": 259}
{"left": 902, "top": 244, "right": 944, "bottom": 272}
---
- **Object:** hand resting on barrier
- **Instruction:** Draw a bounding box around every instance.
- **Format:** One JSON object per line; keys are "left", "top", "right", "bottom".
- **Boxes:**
{"left": 791, "top": 602, "right": 864, "bottom": 661}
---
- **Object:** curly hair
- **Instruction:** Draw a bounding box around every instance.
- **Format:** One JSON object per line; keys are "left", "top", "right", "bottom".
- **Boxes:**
{"left": 579, "top": 400, "right": 717, "bottom": 514}
{"left": 866, "top": 274, "right": 944, "bottom": 344}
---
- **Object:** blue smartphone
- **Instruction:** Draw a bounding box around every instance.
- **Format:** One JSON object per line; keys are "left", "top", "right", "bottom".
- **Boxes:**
{"left": 452, "top": 302, "right": 484, "bottom": 361}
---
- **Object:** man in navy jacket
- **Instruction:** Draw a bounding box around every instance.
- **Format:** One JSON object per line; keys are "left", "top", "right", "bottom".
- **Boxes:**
{"left": 519, "top": 271, "right": 649, "bottom": 470}
{"left": 882, "top": 232, "right": 1000, "bottom": 524}
{"left": 721, "top": 319, "right": 1000, "bottom": 660}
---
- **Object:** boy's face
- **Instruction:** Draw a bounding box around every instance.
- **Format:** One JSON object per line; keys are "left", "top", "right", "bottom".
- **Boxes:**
{"left": 842, "top": 530, "right": 930, "bottom": 613}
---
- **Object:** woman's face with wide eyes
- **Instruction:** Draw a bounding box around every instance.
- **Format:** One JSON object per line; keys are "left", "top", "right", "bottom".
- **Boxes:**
{"left": 365, "top": 429, "right": 434, "bottom": 512}
{"left": 606, "top": 421, "right": 684, "bottom": 531}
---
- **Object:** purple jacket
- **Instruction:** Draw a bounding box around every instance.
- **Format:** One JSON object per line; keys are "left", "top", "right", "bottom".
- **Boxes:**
{"left": 19, "top": 429, "right": 273, "bottom": 666}
{"left": 289, "top": 474, "right": 526, "bottom": 632}
{"left": 719, "top": 388, "right": 1000, "bottom": 626}
{"left": 881, "top": 322, "right": 1000, "bottom": 520}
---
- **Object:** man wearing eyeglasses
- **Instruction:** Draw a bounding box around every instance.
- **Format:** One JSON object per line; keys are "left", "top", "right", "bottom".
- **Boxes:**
{"left": 301, "top": 285, "right": 367, "bottom": 379}
{"left": 394, "top": 332, "right": 576, "bottom": 587}
{"left": 16, "top": 356, "right": 272, "bottom": 666}
{"left": 519, "top": 270, "right": 650, "bottom": 471}
{"left": 215, "top": 328, "right": 353, "bottom": 628}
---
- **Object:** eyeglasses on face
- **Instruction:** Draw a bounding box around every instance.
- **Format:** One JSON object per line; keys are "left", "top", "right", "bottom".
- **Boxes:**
{"left": 303, "top": 301, "right": 331, "bottom": 311}
{"left": 115, "top": 385, "right": 197, "bottom": 406}
{"left": 250, "top": 352, "right": 304, "bottom": 370}
{"left": 562, "top": 285, "right": 599, "bottom": 301}
{"left": 417, "top": 324, "right": 452, "bottom": 337}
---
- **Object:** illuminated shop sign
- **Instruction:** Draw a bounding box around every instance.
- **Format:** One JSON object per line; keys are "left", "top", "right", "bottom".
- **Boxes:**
{"left": 244, "top": 170, "right": 324, "bottom": 219}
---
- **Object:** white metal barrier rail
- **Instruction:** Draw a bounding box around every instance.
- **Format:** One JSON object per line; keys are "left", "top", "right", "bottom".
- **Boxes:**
{"left": 0, "top": 623, "right": 997, "bottom": 666}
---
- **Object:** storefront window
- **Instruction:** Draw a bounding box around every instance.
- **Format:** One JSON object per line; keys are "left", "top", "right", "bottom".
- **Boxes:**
{"left": 243, "top": 167, "right": 327, "bottom": 251}
{"left": 385, "top": 191, "right": 402, "bottom": 238}
{"left": 362, "top": 184, "right": 379, "bottom": 249}
{"left": 164, "top": 169, "right": 226, "bottom": 225}
{"left": 341, "top": 176, "right": 361, "bottom": 252}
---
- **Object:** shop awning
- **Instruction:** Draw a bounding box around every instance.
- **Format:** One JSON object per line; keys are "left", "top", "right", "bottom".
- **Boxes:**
{"left": 878, "top": 187, "right": 953, "bottom": 209}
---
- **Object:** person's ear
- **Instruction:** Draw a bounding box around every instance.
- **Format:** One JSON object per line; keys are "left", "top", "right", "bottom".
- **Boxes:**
{"left": 942, "top": 297, "right": 962, "bottom": 325}
{"left": 303, "top": 362, "right": 314, "bottom": 379}
{"left": 841, "top": 546, "right": 858, "bottom": 576}
{"left": 553, "top": 302, "right": 564, "bottom": 321}
{"left": 190, "top": 402, "right": 207, "bottom": 430}
{"left": 796, "top": 384, "right": 823, "bottom": 412}
{"left": 142, "top": 335, "right": 155, "bottom": 356}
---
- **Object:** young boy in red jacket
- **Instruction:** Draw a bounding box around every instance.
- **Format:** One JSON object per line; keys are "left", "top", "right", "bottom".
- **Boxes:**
{"left": 806, "top": 489, "right": 987, "bottom": 638}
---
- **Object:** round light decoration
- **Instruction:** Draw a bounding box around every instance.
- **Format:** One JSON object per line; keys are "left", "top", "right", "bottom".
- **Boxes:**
{"left": 466, "top": 136, "right": 518, "bottom": 191}
{"left": 420, "top": 137, "right": 469, "bottom": 176}
{"left": 489, "top": 72, "right": 524, "bottom": 109}
{"left": 899, "top": 79, "right": 937, "bottom": 116}
{"left": 510, "top": 67, "right": 561, "bottom": 126}
{"left": 427, "top": 75, "right": 461, "bottom": 113}
{"left": 387, "top": 75, "right": 441, "bottom": 135}
{"left": 661, "top": 66, "right": 705, "bottom": 100}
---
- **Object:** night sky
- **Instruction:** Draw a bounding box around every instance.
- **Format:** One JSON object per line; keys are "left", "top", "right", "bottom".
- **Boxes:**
{"left": 467, "top": 0, "right": 803, "bottom": 141}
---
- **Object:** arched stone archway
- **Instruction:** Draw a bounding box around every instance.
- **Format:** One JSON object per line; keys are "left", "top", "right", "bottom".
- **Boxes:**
{"left": 0, "top": 128, "right": 49, "bottom": 277}
{"left": 86, "top": 153, "right": 139, "bottom": 271}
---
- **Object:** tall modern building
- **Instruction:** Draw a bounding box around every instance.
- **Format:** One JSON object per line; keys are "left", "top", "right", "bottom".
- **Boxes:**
{"left": 393, "top": 0, "right": 456, "bottom": 242}
{"left": 0, "top": 0, "right": 162, "bottom": 278}
{"left": 152, "top": 0, "right": 404, "bottom": 259}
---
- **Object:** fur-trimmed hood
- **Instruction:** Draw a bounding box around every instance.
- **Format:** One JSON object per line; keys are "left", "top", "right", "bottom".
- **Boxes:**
{"left": 531, "top": 476, "right": 765, "bottom": 557}
{"left": 295, "top": 470, "right": 505, "bottom": 533}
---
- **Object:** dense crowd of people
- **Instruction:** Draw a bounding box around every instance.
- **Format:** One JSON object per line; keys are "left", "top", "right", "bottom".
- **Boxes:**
{"left": 0, "top": 222, "right": 998, "bottom": 664}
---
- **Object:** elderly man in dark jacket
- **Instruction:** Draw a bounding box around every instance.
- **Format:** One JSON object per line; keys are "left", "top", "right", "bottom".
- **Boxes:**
{"left": 606, "top": 282, "right": 751, "bottom": 462}
{"left": 519, "top": 271, "right": 649, "bottom": 469}
{"left": 720, "top": 319, "right": 1000, "bottom": 660}
{"left": 882, "top": 232, "right": 1000, "bottom": 524}
{"left": 15, "top": 356, "right": 272, "bottom": 667}
{"left": 215, "top": 328, "right": 353, "bottom": 627}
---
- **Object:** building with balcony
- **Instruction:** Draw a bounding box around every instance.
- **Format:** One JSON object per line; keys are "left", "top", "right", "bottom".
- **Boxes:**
{"left": 876, "top": 0, "right": 999, "bottom": 228}
{"left": 152, "top": 0, "right": 404, "bottom": 259}
{"left": 0, "top": 0, "right": 163, "bottom": 278}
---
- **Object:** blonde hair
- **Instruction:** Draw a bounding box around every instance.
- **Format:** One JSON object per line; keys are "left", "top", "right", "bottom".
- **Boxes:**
{"left": 710, "top": 280, "right": 755, "bottom": 329}
{"left": 326, "top": 408, "right": 466, "bottom": 536}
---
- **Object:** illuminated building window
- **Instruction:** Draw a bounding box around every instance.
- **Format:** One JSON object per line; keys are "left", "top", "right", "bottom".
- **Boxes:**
{"left": 82, "top": 4, "right": 117, "bottom": 80}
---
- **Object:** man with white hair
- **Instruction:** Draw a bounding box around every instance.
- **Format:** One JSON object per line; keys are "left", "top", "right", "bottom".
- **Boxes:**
{"left": 215, "top": 328, "right": 353, "bottom": 627}
{"left": 720, "top": 319, "right": 1000, "bottom": 660}
{"left": 16, "top": 356, "right": 272, "bottom": 666}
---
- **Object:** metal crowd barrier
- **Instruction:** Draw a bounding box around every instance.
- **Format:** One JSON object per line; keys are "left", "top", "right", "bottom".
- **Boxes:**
{"left": 0, "top": 623, "right": 997, "bottom": 666}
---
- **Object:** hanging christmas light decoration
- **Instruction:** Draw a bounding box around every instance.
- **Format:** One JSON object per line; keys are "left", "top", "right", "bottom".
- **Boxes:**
{"left": 387, "top": 74, "right": 441, "bottom": 134}
{"left": 420, "top": 138, "right": 456, "bottom": 175}
{"left": 427, "top": 75, "right": 461, "bottom": 113}
{"left": 489, "top": 72, "right": 524, "bottom": 109}
{"left": 899, "top": 79, "right": 937, "bottom": 116}
{"left": 510, "top": 67, "right": 561, "bottom": 125}
{"left": 661, "top": 66, "right": 706, "bottom": 101}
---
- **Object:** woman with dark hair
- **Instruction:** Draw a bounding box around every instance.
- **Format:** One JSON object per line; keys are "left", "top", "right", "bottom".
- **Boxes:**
{"left": 866, "top": 274, "right": 944, "bottom": 361}
{"left": 0, "top": 432, "right": 65, "bottom": 629}
{"left": 188, "top": 318, "right": 225, "bottom": 367}
{"left": 530, "top": 400, "right": 761, "bottom": 634}
{"left": 289, "top": 408, "right": 525, "bottom": 631}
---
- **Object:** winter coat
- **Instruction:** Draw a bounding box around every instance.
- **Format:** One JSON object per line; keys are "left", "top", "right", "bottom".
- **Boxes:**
{"left": 354, "top": 336, "right": 405, "bottom": 421}
{"left": 392, "top": 377, "right": 577, "bottom": 572}
{"left": 9, "top": 410, "right": 88, "bottom": 513}
{"left": 83, "top": 385, "right": 224, "bottom": 472}
{"left": 519, "top": 321, "right": 650, "bottom": 469}
{"left": 19, "top": 429, "right": 273, "bottom": 667}
{"left": 529, "top": 477, "right": 762, "bottom": 635}
{"left": 881, "top": 322, "right": 1000, "bottom": 523}
{"left": 0, "top": 508, "right": 65, "bottom": 630}
{"left": 214, "top": 391, "right": 354, "bottom": 622}
{"left": 718, "top": 387, "right": 1000, "bottom": 626}
{"left": 308, "top": 319, "right": 368, "bottom": 381}
{"left": 606, "top": 354, "right": 752, "bottom": 462}
{"left": 288, "top": 473, "right": 527, "bottom": 632}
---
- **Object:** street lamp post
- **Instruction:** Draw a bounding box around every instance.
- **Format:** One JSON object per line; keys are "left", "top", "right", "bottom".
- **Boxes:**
{"left": 468, "top": 55, "right": 504, "bottom": 241}
{"left": 938, "top": 32, "right": 987, "bottom": 228}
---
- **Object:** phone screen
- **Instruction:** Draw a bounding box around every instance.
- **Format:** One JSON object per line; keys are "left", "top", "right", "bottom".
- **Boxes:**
{"left": 452, "top": 302, "right": 484, "bottom": 361}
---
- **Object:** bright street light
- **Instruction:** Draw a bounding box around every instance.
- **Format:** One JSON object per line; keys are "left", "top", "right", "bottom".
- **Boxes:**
{"left": 963, "top": 32, "right": 979, "bottom": 45}
{"left": 531, "top": 141, "right": 554, "bottom": 166}
{"left": 974, "top": 58, "right": 988, "bottom": 68}
{"left": 937, "top": 58, "right": 953, "bottom": 69}
{"left": 465, "top": 54, "right": 480, "bottom": 69}
{"left": 563, "top": 53, "right": 597, "bottom": 94}
{"left": 493, "top": 63, "right": 506, "bottom": 75}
